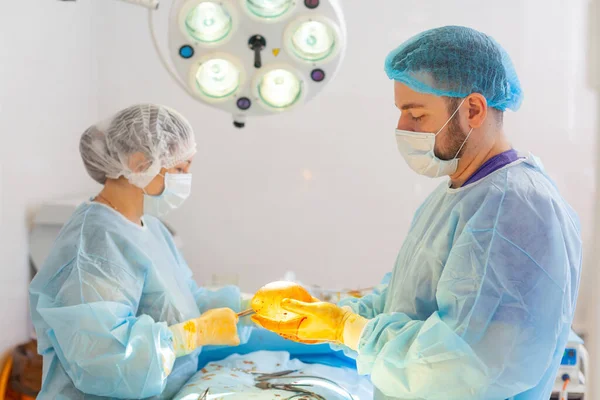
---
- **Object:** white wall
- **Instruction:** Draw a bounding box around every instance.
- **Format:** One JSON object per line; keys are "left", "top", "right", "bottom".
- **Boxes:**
{"left": 92, "top": 0, "right": 597, "bottom": 331}
{"left": 0, "top": 0, "right": 596, "bottom": 356}
{"left": 0, "top": 1, "right": 100, "bottom": 353}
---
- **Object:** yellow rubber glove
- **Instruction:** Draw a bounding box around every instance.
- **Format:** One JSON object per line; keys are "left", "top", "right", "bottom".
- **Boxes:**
{"left": 251, "top": 281, "right": 318, "bottom": 321}
{"left": 251, "top": 300, "right": 369, "bottom": 350}
{"left": 169, "top": 308, "right": 240, "bottom": 357}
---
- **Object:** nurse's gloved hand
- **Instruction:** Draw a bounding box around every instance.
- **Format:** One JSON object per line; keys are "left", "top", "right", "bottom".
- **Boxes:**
{"left": 169, "top": 308, "right": 240, "bottom": 357}
{"left": 251, "top": 301, "right": 369, "bottom": 351}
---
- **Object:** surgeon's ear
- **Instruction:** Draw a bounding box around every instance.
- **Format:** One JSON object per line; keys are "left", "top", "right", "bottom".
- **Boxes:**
{"left": 466, "top": 93, "right": 488, "bottom": 129}
{"left": 128, "top": 152, "right": 151, "bottom": 173}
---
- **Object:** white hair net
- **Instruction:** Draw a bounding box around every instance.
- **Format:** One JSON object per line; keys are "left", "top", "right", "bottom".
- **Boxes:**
{"left": 80, "top": 104, "right": 197, "bottom": 188}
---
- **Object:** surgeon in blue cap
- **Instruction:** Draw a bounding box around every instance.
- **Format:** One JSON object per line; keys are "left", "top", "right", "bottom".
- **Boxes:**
{"left": 252, "top": 26, "right": 582, "bottom": 400}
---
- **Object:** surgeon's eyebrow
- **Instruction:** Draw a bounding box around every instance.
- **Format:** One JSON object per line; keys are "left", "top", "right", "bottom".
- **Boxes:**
{"left": 396, "top": 103, "right": 426, "bottom": 110}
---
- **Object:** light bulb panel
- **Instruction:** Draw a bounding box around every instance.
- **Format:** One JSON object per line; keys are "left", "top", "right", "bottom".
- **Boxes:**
{"left": 178, "top": 0, "right": 240, "bottom": 47}
{"left": 188, "top": 53, "right": 247, "bottom": 103}
{"left": 284, "top": 16, "right": 342, "bottom": 64}
{"left": 167, "top": 0, "right": 346, "bottom": 123}
{"left": 253, "top": 64, "right": 306, "bottom": 111}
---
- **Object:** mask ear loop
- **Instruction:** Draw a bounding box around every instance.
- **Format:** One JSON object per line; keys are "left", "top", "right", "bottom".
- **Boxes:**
{"left": 142, "top": 172, "right": 167, "bottom": 196}
{"left": 434, "top": 97, "right": 468, "bottom": 137}
{"left": 453, "top": 127, "right": 474, "bottom": 160}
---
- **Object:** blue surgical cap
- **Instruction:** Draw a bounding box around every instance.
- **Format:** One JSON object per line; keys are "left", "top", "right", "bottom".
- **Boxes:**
{"left": 385, "top": 26, "right": 523, "bottom": 111}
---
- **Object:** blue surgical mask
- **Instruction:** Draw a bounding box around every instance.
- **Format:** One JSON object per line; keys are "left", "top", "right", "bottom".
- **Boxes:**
{"left": 395, "top": 98, "right": 473, "bottom": 178}
{"left": 144, "top": 173, "right": 192, "bottom": 218}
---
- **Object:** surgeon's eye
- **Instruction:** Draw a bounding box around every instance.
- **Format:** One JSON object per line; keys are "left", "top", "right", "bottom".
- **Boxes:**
{"left": 412, "top": 116, "right": 423, "bottom": 122}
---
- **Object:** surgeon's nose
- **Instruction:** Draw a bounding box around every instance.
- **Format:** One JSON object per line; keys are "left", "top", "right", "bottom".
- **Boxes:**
{"left": 397, "top": 114, "right": 416, "bottom": 131}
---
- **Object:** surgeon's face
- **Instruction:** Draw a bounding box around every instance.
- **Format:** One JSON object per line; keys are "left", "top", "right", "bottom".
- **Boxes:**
{"left": 394, "top": 82, "right": 469, "bottom": 160}
{"left": 143, "top": 157, "right": 194, "bottom": 196}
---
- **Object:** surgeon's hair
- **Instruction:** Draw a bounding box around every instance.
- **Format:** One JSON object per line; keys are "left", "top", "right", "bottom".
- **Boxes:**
{"left": 446, "top": 97, "right": 503, "bottom": 128}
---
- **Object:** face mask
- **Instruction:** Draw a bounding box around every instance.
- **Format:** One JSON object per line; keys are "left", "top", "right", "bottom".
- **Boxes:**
{"left": 395, "top": 98, "right": 473, "bottom": 178}
{"left": 143, "top": 173, "right": 192, "bottom": 218}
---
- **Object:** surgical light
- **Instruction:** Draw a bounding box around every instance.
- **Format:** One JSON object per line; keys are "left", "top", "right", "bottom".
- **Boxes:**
{"left": 257, "top": 69, "right": 302, "bottom": 109}
{"left": 60, "top": 0, "right": 346, "bottom": 128}
{"left": 168, "top": 0, "right": 345, "bottom": 127}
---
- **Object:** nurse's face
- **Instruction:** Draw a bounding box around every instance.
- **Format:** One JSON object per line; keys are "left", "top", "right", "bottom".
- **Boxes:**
{"left": 143, "top": 158, "right": 194, "bottom": 196}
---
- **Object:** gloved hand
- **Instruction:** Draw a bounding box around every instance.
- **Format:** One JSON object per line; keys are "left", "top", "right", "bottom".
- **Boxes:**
{"left": 251, "top": 300, "right": 369, "bottom": 351}
{"left": 251, "top": 281, "right": 318, "bottom": 320}
{"left": 169, "top": 308, "right": 240, "bottom": 357}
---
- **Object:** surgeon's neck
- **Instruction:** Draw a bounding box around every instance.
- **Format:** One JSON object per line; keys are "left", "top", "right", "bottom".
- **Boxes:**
{"left": 449, "top": 128, "right": 512, "bottom": 189}
{"left": 97, "top": 178, "right": 144, "bottom": 225}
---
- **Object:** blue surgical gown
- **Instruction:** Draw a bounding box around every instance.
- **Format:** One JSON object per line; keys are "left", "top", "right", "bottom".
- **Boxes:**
{"left": 29, "top": 202, "right": 248, "bottom": 399}
{"left": 339, "top": 155, "right": 581, "bottom": 400}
